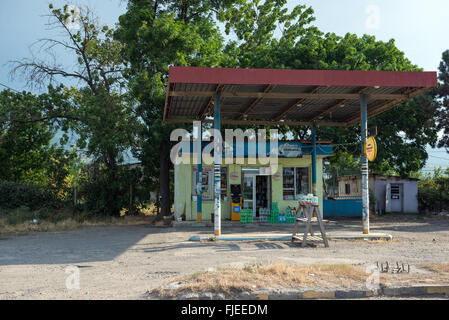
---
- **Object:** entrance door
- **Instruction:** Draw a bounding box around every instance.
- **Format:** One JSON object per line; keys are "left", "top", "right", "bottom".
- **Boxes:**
{"left": 242, "top": 167, "right": 271, "bottom": 218}
{"left": 242, "top": 175, "right": 256, "bottom": 216}
{"left": 390, "top": 184, "right": 403, "bottom": 213}
{"left": 256, "top": 175, "right": 270, "bottom": 217}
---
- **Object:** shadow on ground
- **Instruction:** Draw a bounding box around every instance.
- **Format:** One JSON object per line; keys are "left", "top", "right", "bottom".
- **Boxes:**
{"left": 0, "top": 225, "right": 167, "bottom": 266}
{"left": 1, "top": 215, "right": 446, "bottom": 266}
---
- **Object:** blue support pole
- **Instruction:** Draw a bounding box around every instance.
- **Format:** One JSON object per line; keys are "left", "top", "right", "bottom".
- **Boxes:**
{"left": 311, "top": 124, "right": 317, "bottom": 196}
{"left": 196, "top": 121, "right": 202, "bottom": 222}
{"left": 214, "top": 93, "right": 221, "bottom": 236}
{"left": 361, "top": 93, "right": 370, "bottom": 234}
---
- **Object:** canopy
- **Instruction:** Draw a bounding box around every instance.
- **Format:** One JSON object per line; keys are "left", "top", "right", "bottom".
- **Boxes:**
{"left": 163, "top": 66, "right": 437, "bottom": 127}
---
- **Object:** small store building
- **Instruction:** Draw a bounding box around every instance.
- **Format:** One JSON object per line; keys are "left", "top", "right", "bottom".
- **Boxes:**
{"left": 174, "top": 141, "right": 332, "bottom": 221}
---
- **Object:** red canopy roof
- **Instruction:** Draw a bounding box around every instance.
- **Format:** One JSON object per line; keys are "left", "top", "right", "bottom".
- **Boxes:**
{"left": 164, "top": 66, "right": 437, "bottom": 127}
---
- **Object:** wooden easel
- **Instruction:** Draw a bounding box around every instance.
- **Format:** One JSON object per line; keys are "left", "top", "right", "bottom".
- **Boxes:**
{"left": 292, "top": 204, "right": 329, "bottom": 248}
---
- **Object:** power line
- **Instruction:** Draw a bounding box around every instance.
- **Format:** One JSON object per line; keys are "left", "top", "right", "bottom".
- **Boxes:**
{"left": 0, "top": 82, "right": 20, "bottom": 93}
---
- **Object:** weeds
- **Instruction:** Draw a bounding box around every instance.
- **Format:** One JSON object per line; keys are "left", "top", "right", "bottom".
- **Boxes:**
{"left": 151, "top": 263, "right": 368, "bottom": 297}
{"left": 0, "top": 207, "right": 158, "bottom": 235}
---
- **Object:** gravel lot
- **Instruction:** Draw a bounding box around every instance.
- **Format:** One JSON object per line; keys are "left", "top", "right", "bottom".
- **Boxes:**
{"left": 1, "top": 215, "right": 448, "bottom": 299}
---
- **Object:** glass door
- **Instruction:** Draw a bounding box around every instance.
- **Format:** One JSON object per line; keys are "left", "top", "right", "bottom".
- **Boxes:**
{"left": 242, "top": 174, "right": 256, "bottom": 216}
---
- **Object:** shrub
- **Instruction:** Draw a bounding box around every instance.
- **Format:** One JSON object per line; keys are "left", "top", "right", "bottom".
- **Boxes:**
{"left": 0, "top": 181, "right": 62, "bottom": 210}
{"left": 418, "top": 170, "right": 449, "bottom": 213}
{"left": 78, "top": 165, "right": 149, "bottom": 216}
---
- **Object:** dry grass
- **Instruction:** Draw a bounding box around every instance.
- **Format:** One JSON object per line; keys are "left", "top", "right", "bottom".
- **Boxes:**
{"left": 151, "top": 262, "right": 449, "bottom": 298}
{"left": 0, "top": 214, "right": 160, "bottom": 235}
{"left": 151, "top": 263, "right": 368, "bottom": 297}
{"left": 151, "top": 260, "right": 449, "bottom": 298}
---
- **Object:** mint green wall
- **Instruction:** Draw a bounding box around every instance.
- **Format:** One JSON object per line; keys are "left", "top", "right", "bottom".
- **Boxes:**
{"left": 174, "top": 156, "right": 324, "bottom": 221}
{"left": 174, "top": 164, "right": 192, "bottom": 220}
{"left": 271, "top": 157, "right": 323, "bottom": 215}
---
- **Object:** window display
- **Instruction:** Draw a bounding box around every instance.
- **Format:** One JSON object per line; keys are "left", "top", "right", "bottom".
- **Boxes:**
{"left": 283, "top": 167, "right": 309, "bottom": 200}
{"left": 192, "top": 167, "right": 213, "bottom": 200}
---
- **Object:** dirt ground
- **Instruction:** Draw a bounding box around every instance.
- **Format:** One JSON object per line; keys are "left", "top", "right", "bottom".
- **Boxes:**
{"left": 0, "top": 214, "right": 448, "bottom": 299}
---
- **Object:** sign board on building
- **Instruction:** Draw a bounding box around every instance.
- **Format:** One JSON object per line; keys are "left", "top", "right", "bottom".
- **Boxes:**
{"left": 278, "top": 142, "right": 303, "bottom": 158}
{"left": 231, "top": 172, "right": 239, "bottom": 180}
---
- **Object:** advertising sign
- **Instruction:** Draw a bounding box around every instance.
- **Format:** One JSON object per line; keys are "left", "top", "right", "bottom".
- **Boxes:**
{"left": 364, "top": 136, "right": 377, "bottom": 162}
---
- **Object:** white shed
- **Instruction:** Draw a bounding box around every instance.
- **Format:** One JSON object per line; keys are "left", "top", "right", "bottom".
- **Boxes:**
{"left": 337, "top": 174, "right": 419, "bottom": 214}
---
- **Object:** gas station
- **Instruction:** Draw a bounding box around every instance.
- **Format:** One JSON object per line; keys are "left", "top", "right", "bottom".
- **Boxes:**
{"left": 164, "top": 66, "right": 437, "bottom": 236}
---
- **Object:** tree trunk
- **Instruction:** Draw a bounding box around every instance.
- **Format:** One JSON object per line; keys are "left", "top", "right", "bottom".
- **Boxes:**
{"left": 159, "top": 136, "right": 171, "bottom": 218}
{"left": 106, "top": 151, "right": 120, "bottom": 216}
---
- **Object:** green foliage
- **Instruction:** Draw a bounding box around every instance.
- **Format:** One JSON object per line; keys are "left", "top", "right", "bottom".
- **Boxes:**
{"left": 325, "top": 151, "right": 361, "bottom": 177}
{"left": 0, "top": 90, "right": 75, "bottom": 196}
{"left": 435, "top": 50, "right": 449, "bottom": 151}
{"left": 221, "top": 0, "right": 438, "bottom": 176}
{"left": 0, "top": 181, "right": 62, "bottom": 211}
{"left": 78, "top": 164, "right": 149, "bottom": 215}
{"left": 11, "top": 3, "right": 144, "bottom": 216}
{"left": 115, "top": 0, "right": 236, "bottom": 216}
{"left": 417, "top": 168, "right": 449, "bottom": 213}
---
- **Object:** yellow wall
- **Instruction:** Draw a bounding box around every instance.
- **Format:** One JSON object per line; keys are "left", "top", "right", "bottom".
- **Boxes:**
{"left": 174, "top": 156, "right": 324, "bottom": 221}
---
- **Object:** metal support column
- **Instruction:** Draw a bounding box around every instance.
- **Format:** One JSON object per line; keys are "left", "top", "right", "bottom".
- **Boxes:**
{"left": 311, "top": 124, "right": 317, "bottom": 196}
{"left": 196, "top": 121, "right": 202, "bottom": 222}
{"left": 214, "top": 93, "right": 221, "bottom": 236}
{"left": 361, "top": 93, "right": 370, "bottom": 234}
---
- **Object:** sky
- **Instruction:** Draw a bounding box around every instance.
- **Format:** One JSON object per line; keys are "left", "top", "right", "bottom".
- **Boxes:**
{"left": 0, "top": 0, "right": 448, "bottom": 171}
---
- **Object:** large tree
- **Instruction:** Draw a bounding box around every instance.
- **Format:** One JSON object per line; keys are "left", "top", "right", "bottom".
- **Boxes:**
{"left": 221, "top": 0, "right": 438, "bottom": 176}
{"left": 435, "top": 49, "right": 449, "bottom": 152}
{"left": 0, "top": 89, "right": 72, "bottom": 191}
{"left": 115, "top": 0, "right": 233, "bottom": 217}
{"left": 11, "top": 4, "right": 141, "bottom": 215}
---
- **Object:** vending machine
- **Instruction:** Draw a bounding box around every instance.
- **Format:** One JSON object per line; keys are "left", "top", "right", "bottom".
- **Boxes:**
{"left": 230, "top": 184, "right": 242, "bottom": 221}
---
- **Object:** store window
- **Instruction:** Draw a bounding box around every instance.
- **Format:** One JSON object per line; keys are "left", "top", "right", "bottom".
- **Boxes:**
{"left": 192, "top": 167, "right": 228, "bottom": 200}
{"left": 221, "top": 167, "right": 228, "bottom": 197}
{"left": 283, "top": 167, "right": 309, "bottom": 200}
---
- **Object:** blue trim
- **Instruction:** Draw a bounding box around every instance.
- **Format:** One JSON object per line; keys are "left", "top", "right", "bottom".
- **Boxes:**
{"left": 312, "top": 125, "right": 317, "bottom": 195}
{"left": 180, "top": 141, "right": 332, "bottom": 157}
{"left": 360, "top": 93, "right": 369, "bottom": 233}
{"left": 324, "top": 199, "right": 362, "bottom": 217}
{"left": 196, "top": 122, "right": 202, "bottom": 216}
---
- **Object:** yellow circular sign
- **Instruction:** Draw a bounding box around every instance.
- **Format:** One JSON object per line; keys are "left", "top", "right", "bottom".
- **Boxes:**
{"left": 364, "top": 136, "right": 377, "bottom": 162}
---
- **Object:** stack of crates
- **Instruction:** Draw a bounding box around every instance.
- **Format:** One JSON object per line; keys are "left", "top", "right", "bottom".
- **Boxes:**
{"left": 279, "top": 211, "right": 286, "bottom": 223}
{"left": 286, "top": 207, "right": 296, "bottom": 224}
{"left": 270, "top": 203, "right": 279, "bottom": 223}
{"left": 259, "top": 208, "right": 270, "bottom": 224}
{"left": 247, "top": 210, "right": 253, "bottom": 224}
{"left": 240, "top": 209, "right": 253, "bottom": 224}
{"left": 285, "top": 207, "right": 294, "bottom": 223}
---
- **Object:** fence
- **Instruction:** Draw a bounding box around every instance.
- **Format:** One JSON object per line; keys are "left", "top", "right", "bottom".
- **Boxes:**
{"left": 323, "top": 164, "right": 363, "bottom": 217}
